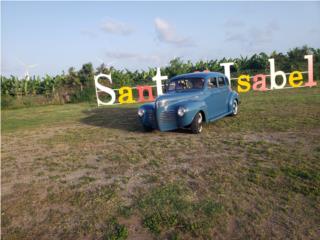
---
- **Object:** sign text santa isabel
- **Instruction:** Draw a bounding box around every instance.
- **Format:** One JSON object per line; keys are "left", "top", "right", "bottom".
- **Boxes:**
{"left": 94, "top": 55, "right": 316, "bottom": 106}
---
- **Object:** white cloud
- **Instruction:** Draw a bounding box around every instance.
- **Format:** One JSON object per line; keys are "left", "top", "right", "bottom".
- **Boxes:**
{"left": 154, "top": 17, "right": 194, "bottom": 46}
{"left": 105, "top": 51, "right": 161, "bottom": 63}
{"left": 224, "top": 20, "right": 280, "bottom": 50}
{"left": 101, "top": 19, "right": 133, "bottom": 35}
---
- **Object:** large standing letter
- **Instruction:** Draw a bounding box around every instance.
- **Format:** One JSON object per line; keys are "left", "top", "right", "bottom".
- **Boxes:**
{"left": 118, "top": 87, "right": 136, "bottom": 104}
{"left": 137, "top": 85, "right": 155, "bottom": 102}
{"left": 269, "top": 58, "right": 287, "bottom": 89}
{"left": 237, "top": 75, "right": 251, "bottom": 93}
{"left": 289, "top": 71, "right": 303, "bottom": 88}
{"left": 304, "top": 55, "right": 317, "bottom": 87}
{"left": 220, "top": 62, "right": 234, "bottom": 85}
{"left": 252, "top": 74, "right": 267, "bottom": 91}
{"left": 152, "top": 67, "right": 168, "bottom": 96}
{"left": 94, "top": 73, "right": 116, "bottom": 106}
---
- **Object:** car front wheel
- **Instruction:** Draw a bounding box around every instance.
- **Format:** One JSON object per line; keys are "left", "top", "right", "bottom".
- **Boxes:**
{"left": 142, "top": 125, "right": 153, "bottom": 132}
{"left": 191, "top": 112, "right": 203, "bottom": 134}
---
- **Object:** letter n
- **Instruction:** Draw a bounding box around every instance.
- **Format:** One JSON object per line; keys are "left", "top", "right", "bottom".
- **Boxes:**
{"left": 137, "top": 85, "right": 155, "bottom": 102}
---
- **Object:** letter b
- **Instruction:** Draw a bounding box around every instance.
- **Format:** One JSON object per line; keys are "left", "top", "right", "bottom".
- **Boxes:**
{"left": 269, "top": 58, "right": 287, "bottom": 90}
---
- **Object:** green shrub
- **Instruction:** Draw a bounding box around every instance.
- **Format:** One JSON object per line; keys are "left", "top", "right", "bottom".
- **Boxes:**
{"left": 70, "top": 87, "right": 96, "bottom": 103}
{"left": 1, "top": 95, "right": 62, "bottom": 109}
{"left": 1, "top": 95, "right": 15, "bottom": 109}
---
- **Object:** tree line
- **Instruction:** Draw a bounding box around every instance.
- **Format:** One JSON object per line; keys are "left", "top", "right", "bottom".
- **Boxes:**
{"left": 1, "top": 46, "right": 319, "bottom": 107}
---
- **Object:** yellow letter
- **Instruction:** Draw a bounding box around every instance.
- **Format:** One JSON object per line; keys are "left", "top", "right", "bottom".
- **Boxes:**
{"left": 289, "top": 71, "right": 303, "bottom": 88}
{"left": 237, "top": 75, "right": 251, "bottom": 93}
{"left": 118, "top": 87, "right": 136, "bottom": 104}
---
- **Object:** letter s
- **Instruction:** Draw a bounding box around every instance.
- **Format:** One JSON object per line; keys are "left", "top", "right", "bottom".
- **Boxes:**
{"left": 94, "top": 73, "right": 116, "bottom": 106}
{"left": 237, "top": 75, "right": 251, "bottom": 93}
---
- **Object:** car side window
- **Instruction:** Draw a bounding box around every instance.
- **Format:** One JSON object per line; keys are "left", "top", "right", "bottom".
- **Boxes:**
{"left": 224, "top": 77, "right": 229, "bottom": 86}
{"left": 218, "top": 77, "right": 226, "bottom": 87}
{"left": 208, "top": 77, "right": 218, "bottom": 88}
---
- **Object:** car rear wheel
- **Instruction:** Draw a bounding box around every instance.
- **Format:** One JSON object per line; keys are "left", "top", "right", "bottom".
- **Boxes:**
{"left": 230, "top": 99, "right": 238, "bottom": 116}
{"left": 191, "top": 112, "right": 203, "bottom": 134}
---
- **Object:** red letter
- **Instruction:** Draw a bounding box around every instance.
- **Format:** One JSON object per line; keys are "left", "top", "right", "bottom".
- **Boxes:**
{"left": 137, "top": 85, "right": 155, "bottom": 102}
{"left": 252, "top": 74, "right": 267, "bottom": 91}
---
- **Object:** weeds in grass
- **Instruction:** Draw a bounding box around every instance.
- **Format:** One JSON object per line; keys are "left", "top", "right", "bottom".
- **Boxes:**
{"left": 70, "top": 185, "right": 116, "bottom": 207}
{"left": 281, "top": 166, "right": 320, "bottom": 196}
{"left": 103, "top": 218, "right": 128, "bottom": 240}
{"left": 137, "top": 183, "right": 223, "bottom": 237}
{"left": 118, "top": 206, "right": 133, "bottom": 218}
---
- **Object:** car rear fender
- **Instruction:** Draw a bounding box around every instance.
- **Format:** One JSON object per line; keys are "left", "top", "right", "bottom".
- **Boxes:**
{"left": 228, "top": 91, "right": 240, "bottom": 112}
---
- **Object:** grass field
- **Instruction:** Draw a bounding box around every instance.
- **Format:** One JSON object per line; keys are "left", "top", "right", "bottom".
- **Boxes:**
{"left": 1, "top": 87, "right": 320, "bottom": 239}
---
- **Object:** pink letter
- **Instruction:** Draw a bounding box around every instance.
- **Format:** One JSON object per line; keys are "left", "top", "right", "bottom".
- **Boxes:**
{"left": 304, "top": 55, "right": 317, "bottom": 87}
{"left": 252, "top": 74, "right": 267, "bottom": 91}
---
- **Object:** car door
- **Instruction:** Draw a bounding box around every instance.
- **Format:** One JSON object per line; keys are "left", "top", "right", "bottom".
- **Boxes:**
{"left": 216, "top": 76, "right": 229, "bottom": 114}
{"left": 205, "top": 77, "right": 221, "bottom": 119}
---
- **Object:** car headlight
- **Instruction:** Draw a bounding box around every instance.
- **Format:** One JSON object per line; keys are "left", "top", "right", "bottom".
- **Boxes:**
{"left": 177, "top": 107, "right": 186, "bottom": 117}
{"left": 138, "top": 108, "right": 145, "bottom": 117}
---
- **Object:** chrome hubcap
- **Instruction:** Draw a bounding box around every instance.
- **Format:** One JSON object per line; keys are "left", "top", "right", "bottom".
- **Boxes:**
{"left": 198, "top": 113, "right": 203, "bottom": 132}
{"left": 233, "top": 101, "right": 238, "bottom": 114}
{"left": 198, "top": 113, "right": 202, "bottom": 124}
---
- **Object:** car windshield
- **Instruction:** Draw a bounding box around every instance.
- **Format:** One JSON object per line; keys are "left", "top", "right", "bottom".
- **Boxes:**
{"left": 167, "top": 78, "right": 204, "bottom": 92}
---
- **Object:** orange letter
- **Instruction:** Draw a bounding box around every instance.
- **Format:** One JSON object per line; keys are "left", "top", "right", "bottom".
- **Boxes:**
{"left": 289, "top": 71, "right": 303, "bottom": 88}
{"left": 237, "top": 75, "right": 251, "bottom": 93}
{"left": 137, "top": 85, "right": 155, "bottom": 102}
{"left": 118, "top": 87, "right": 136, "bottom": 104}
{"left": 252, "top": 74, "right": 267, "bottom": 91}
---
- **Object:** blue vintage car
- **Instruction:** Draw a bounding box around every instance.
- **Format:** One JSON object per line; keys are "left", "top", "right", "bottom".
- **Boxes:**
{"left": 137, "top": 72, "right": 239, "bottom": 133}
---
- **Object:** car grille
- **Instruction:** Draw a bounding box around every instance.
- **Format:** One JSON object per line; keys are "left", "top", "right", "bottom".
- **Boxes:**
{"left": 159, "top": 110, "right": 176, "bottom": 122}
{"left": 157, "top": 110, "right": 177, "bottom": 131}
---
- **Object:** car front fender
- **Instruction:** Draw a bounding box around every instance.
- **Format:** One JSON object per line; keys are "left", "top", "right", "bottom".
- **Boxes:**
{"left": 172, "top": 100, "right": 208, "bottom": 127}
{"left": 138, "top": 103, "right": 157, "bottom": 129}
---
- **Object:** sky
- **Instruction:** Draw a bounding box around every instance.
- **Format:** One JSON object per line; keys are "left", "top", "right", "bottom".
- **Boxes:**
{"left": 1, "top": 1, "right": 320, "bottom": 77}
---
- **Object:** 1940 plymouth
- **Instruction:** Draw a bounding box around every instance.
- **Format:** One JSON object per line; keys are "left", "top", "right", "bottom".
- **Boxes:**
{"left": 137, "top": 72, "right": 239, "bottom": 133}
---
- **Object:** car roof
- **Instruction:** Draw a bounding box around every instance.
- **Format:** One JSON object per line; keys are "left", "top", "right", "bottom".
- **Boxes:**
{"left": 170, "top": 72, "right": 225, "bottom": 81}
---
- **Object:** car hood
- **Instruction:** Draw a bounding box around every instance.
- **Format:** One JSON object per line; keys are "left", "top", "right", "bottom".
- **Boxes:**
{"left": 155, "top": 90, "right": 202, "bottom": 107}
